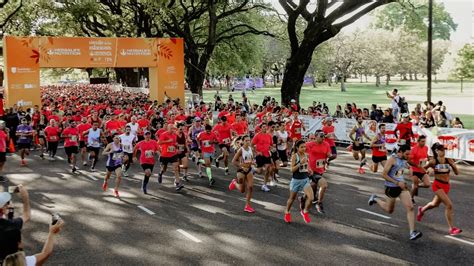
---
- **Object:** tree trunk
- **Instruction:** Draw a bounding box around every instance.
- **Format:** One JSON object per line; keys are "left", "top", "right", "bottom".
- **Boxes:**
{"left": 375, "top": 75, "right": 381, "bottom": 87}
{"left": 461, "top": 78, "right": 463, "bottom": 93}
{"left": 365, "top": 74, "right": 368, "bottom": 83}
{"left": 115, "top": 68, "right": 140, "bottom": 87}
{"left": 86, "top": 68, "right": 93, "bottom": 80}
{"left": 340, "top": 74, "right": 347, "bottom": 92}
{"left": 414, "top": 72, "right": 418, "bottom": 80}
{"left": 386, "top": 74, "right": 390, "bottom": 85}
{"left": 360, "top": 73, "right": 363, "bottom": 83}
{"left": 273, "top": 75, "right": 277, "bottom": 87}
{"left": 311, "top": 74, "right": 316, "bottom": 88}
{"left": 327, "top": 74, "right": 332, "bottom": 86}
{"left": 261, "top": 70, "right": 266, "bottom": 87}
{"left": 409, "top": 72, "right": 413, "bottom": 80}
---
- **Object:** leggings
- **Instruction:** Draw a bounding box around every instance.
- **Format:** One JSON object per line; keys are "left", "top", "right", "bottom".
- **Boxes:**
{"left": 47, "top": 141, "right": 58, "bottom": 157}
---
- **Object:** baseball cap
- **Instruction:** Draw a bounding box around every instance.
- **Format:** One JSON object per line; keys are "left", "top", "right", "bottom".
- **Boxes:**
{"left": 402, "top": 113, "right": 409, "bottom": 118}
{"left": 194, "top": 117, "right": 201, "bottom": 122}
{"left": 144, "top": 131, "right": 151, "bottom": 135}
{"left": 0, "top": 192, "right": 12, "bottom": 207}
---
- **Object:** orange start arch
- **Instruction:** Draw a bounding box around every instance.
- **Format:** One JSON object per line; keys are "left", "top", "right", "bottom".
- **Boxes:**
{"left": 2, "top": 36, "right": 184, "bottom": 108}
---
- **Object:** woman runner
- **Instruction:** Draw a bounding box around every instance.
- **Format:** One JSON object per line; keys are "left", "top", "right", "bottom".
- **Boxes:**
{"left": 417, "top": 143, "right": 462, "bottom": 236}
{"left": 229, "top": 135, "right": 255, "bottom": 213}
{"left": 102, "top": 135, "right": 125, "bottom": 198}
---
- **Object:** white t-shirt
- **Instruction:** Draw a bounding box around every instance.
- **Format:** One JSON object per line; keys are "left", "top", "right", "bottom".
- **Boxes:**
{"left": 119, "top": 133, "right": 136, "bottom": 153}
{"left": 126, "top": 122, "right": 139, "bottom": 137}
{"left": 25, "top": 255, "right": 36, "bottom": 266}
{"left": 275, "top": 131, "right": 288, "bottom": 151}
{"left": 391, "top": 95, "right": 400, "bottom": 110}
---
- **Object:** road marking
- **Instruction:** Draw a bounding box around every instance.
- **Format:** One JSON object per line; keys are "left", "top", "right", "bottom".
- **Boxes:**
{"left": 356, "top": 208, "right": 391, "bottom": 219}
{"left": 445, "top": 235, "right": 474, "bottom": 246}
{"left": 137, "top": 205, "right": 155, "bottom": 215}
{"left": 177, "top": 229, "right": 202, "bottom": 243}
{"left": 87, "top": 175, "right": 98, "bottom": 181}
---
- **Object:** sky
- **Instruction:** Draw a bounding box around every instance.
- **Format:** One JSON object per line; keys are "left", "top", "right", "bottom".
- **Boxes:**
{"left": 269, "top": 0, "right": 473, "bottom": 45}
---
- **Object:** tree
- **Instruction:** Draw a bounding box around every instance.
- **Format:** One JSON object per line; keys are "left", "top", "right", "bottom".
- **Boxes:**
{"left": 452, "top": 44, "right": 474, "bottom": 92}
{"left": 372, "top": 0, "right": 457, "bottom": 41}
{"left": 0, "top": 0, "right": 23, "bottom": 35}
{"left": 278, "top": 0, "right": 395, "bottom": 106}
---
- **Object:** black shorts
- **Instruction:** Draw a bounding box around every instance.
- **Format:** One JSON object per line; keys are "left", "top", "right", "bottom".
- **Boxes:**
{"left": 372, "top": 155, "right": 387, "bottom": 164}
{"left": 413, "top": 172, "right": 426, "bottom": 181}
{"left": 65, "top": 146, "right": 79, "bottom": 156}
{"left": 0, "top": 152, "right": 6, "bottom": 163}
{"left": 256, "top": 155, "right": 271, "bottom": 168}
{"left": 218, "top": 144, "right": 231, "bottom": 151}
{"left": 330, "top": 146, "right": 337, "bottom": 156}
{"left": 79, "top": 141, "right": 86, "bottom": 148}
{"left": 191, "top": 146, "right": 201, "bottom": 152}
{"left": 160, "top": 155, "right": 178, "bottom": 165}
{"left": 352, "top": 142, "right": 365, "bottom": 151}
{"left": 399, "top": 139, "right": 411, "bottom": 149}
{"left": 124, "top": 153, "right": 133, "bottom": 163}
{"left": 87, "top": 146, "right": 100, "bottom": 155}
{"left": 177, "top": 153, "right": 186, "bottom": 159}
{"left": 385, "top": 186, "right": 402, "bottom": 198}
{"left": 106, "top": 165, "right": 122, "bottom": 172}
{"left": 310, "top": 173, "right": 323, "bottom": 183}
{"left": 271, "top": 150, "right": 280, "bottom": 162}
{"left": 237, "top": 168, "right": 252, "bottom": 175}
{"left": 18, "top": 142, "right": 31, "bottom": 150}
{"left": 277, "top": 149, "right": 288, "bottom": 162}
{"left": 141, "top": 163, "right": 154, "bottom": 172}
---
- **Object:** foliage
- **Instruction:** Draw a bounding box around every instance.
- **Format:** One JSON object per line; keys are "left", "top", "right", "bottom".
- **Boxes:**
{"left": 453, "top": 44, "right": 474, "bottom": 80}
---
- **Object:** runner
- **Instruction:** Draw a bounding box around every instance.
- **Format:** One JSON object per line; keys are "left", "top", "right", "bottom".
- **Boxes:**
{"left": 197, "top": 124, "right": 218, "bottom": 186}
{"left": 417, "top": 143, "right": 462, "bottom": 236}
{"left": 175, "top": 123, "right": 190, "bottom": 182}
{"left": 284, "top": 139, "right": 313, "bottom": 224}
{"left": 189, "top": 117, "right": 204, "bottom": 176}
{"left": 322, "top": 117, "right": 337, "bottom": 165}
{"left": 77, "top": 117, "right": 92, "bottom": 167}
{"left": 368, "top": 146, "right": 423, "bottom": 241}
{"left": 0, "top": 124, "right": 9, "bottom": 177}
{"left": 86, "top": 122, "right": 106, "bottom": 172}
{"left": 349, "top": 116, "right": 370, "bottom": 174}
{"left": 229, "top": 135, "right": 256, "bottom": 213}
{"left": 133, "top": 131, "right": 160, "bottom": 194}
{"left": 158, "top": 124, "right": 184, "bottom": 191}
{"left": 395, "top": 113, "right": 414, "bottom": 149}
{"left": 126, "top": 116, "right": 139, "bottom": 139}
{"left": 62, "top": 121, "right": 80, "bottom": 173}
{"left": 36, "top": 114, "right": 48, "bottom": 160}
{"left": 44, "top": 119, "right": 60, "bottom": 161}
{"left": 16, "top": 118, "right": 33, "bottom": 166}
{"left": 275, "top": 122, "right": 289, "bottom": 168}
{"left": 213, "top": 116, "right": 233, "bottom": 175}
{"left": 268, "top": 121, "right": 281, "bottom": 184}
{"left": 409, "top": 135, "right": 431, "bottom": 202}
{"left": 306, "top": 131, "right": 333, "bottom": 214}
{"left": 252, "top": 123, "right": 274, "bottom": 192}
{"left": 369, "top": 124, "right": 388, "bottom": 173}
{"left": 102, "top": 135, "right": 125, "bottom": 197}
{"left": 119, "top": 125, "right": 136, "bottom": 177}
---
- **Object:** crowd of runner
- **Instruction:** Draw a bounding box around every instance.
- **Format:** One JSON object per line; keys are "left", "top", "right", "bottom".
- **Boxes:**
{"left": 0, "top": 84, "right": 464, "bottom": 251}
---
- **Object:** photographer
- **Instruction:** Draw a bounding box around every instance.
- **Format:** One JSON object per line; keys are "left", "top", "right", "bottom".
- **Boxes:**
{"left": 0, "top": 184, "right": 31, "bottom": 229}
{"left": 0, "top": 218, "right": 65, "bottom": 265}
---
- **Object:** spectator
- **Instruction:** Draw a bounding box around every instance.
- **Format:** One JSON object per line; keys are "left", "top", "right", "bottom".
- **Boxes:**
{"left": 452, "top": 117, "right": 464, "bottom": 128}
{"left": 421, "top": 111, "right": 435, "bottom": 128}
{"left": 437, "top": 112, "right": 449, "bottom": 128}
{"left": 0, "top": 184, "right": 31, "bottom": 229}
{"left": 382, "top": 109, "right": 394, "bottom": 123}
{"left": 386, "top": 89, "right": 401, "bottom": 120}
{"left": 334, "top": 105, "right": 344, "bottom": 118}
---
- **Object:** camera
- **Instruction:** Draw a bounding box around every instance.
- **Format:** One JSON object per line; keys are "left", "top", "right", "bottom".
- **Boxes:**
{"left": 52, "top": 213, "right": 61, "bottom": 225}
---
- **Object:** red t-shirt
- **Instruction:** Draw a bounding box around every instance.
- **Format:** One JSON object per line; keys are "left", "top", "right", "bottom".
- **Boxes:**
{"left": 213, "top": 123, "right": 232, "bottom": 145}
{"left": 136, "top": 140, "right": 160, "bottom": 165}
{"left": 410, "top": 145, "right": 428, "bottom": 173}
{"left": 290, "top": 120, "right": 303, "bottom": 140}
{"left": 137, "top": 119, "right": 150, "bottom": 135}
{"left": 322, "top": 125, "right": 336, "bottom": 147}
{"left": 77, "top": 123, "right": 92, "bottom": 141}
{"left": 44, "top": 126, "right": 60, "bottom": 142}
{"left": 159, "top": 131, "right": 178, "bottom": 158}
{"left": 252, "top": 132, "right": 273, "bottom": 157}
{"left": 232, "top": 121, "right": 247, "bottom": 136}
{"left": 175, "top": 114, "right": 187, "bottom": 122}
{"left": 396, "top": 122, "right": 413, "bottom": 140}
{"left": 48, "top": 115, "right": 60, "bottom": 123}
{"left": 105, "top": 120, "right": 121, "bottom": 135}
{"left": 0, "top": 130, "right": 8, "bottom": 152}
{"left": 306, "top": 141, "right": 331, "bottom": 174}
{"left": 63, "top": 127, "right": 79, "bottom": 147}
{"left": 198, "top": 131, "right": 217, "bottom": 153}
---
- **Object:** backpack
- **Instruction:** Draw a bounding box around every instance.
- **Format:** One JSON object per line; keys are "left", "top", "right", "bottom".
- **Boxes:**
{"left": 397, "top": 96, "right": 409, "bottom": 113}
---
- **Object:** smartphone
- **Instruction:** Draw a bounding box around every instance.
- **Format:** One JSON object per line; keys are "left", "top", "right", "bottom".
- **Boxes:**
{"left": 51, "top": 213, "right": 60, "bottom": 225}
{"left": 8, "top": 186, "right": 19, "bottom": 193}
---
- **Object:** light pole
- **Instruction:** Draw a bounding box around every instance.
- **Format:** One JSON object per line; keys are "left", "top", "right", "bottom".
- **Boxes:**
{"left": 427, "top": 0, "right": 433, "bottom": 102}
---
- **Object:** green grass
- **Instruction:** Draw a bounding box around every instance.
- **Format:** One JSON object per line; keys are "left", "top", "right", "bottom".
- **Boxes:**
{"left": 197, "top": 80, "right": 474, "bottom": 129}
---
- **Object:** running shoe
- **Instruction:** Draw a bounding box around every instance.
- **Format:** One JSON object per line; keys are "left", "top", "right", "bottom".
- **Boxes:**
{"left": 316, "top": 203, "right": 325, "bottom": 214}
{"left": 225, "top": 168, "right": 229, "bottom": 176}
{"left": 449, "top": 227, "right": 462, "bottom": 236}
{"left": 175, "top": 183, "right": 184, "bottom": 191}
{"left": 215, "top": 158, "right": 220, "bottom": 168}
{"left": 142, "top": 185, "right": 148, "bottom": 194}
{"left": 20, "top": 160, "right": 26, "bottom": 166}
{"left": 229, "top": 179, "right": 237, "bottom": 191}
{"left": 158, "top": 173, "right": 163, "bottom": 184}
{"left": 209, "top": 178, "right": 216, "bottom": 186}
{"left": 244, "top": 205, "right": 255, "bottom": 213}
{"left": 284, "top": 213, "right": 292, "bottom": 223}
{"left": 102, "top": 182, "right": 108, "bottom": 191}
{"left": 123, "top": 170, "right": 129, "bottom": 177}
{"left": 114, "top": 189, "right": 120, "bottom": 198}
{"left": 347, "top": 145, "right": 353, "bottom": 152}
{"left": 269, "top": 180, "right": 275, "bottom": 187}
{"left": 368, "top": 194, "right": 378, "bottom": 206}
{"left": 83, "top": 162, "right": 88, "bottom": 166}
{"left": 358, "top": 167, "right": 365, "bottom": 174}
{"left": 261, "top": 184, "right": 270, "bottom": 192}
{"left": 300, "top": 210, "right": 311, "bottom": 224}
{"left": 409, "top": 230, "right": 423, "bottom": 241}
{"left": 90, "top": 166, "right": 95, "bottom": 172}
{"left": 72, "top": 167, "right": 77, "bottom": 173}
{"left": 40, "top": 154, "right": 44, "bottom": 160}
{"left": 417, "top": 206, "right": 424, "bottom": 222}
{"left": 183, "top": 175, "right": 189, "bottom": 182}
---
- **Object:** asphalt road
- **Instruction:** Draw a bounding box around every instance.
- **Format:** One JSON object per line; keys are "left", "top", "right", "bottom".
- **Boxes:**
{"left": 3, "top": 148, "right": 474, "bottom": 265}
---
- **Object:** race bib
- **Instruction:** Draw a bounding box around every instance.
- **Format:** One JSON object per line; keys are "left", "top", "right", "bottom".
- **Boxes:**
{"left": 435, "top": 164, "right": 450, "bottom": 173}
{"left": 316, "top": 159, "right": 325, "bottom": 168}
{"left": 419, "top": 158, "right": 428, "bottom": 167}
{"left": 223, "top": 138, "right": 231, "bottom": 144}
{"left": 399, "top": 139, "right": 406, "bottom": 145}
{"left": 299, "top": 163, "right": 308, "bottom": 172}
{"left": 112, "top": 152, "right": 122, "bottom": 160}
{"left": 178, "top": 144, "right": 185, "bottom": 152}
{"left": 111, "top": 129, "right": 117, "bottom": 135}
{"left": 356, "top": 137, "right": 363, "bottom": 143}
{"left": 203, "top": 140, "right": 211, "bottom": 148}
{"left": 327, "top": 133, "right": 335, "bottom": 139}
{"left": 167, "top": 146, "right": 176, "bottom": 153}
{"left": 295, "top": 128, "right": 301, "bottom": 134}
{"left": 39, "top": 130, "right": 45, "bottom": 136}
{"left": 379, "top": 145, "right": 387, "bottom": 152}
{"left": 70, "top": 136, "right": 77, "bottom": 142}
{"left": 50, "top": 136, "right": 58, "bottom": 141}
{"left": 123, "top": 144, "right": 131, "bottom": 151}
{"left": 145, "top": 150, "right": 154, "bottom": 158}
